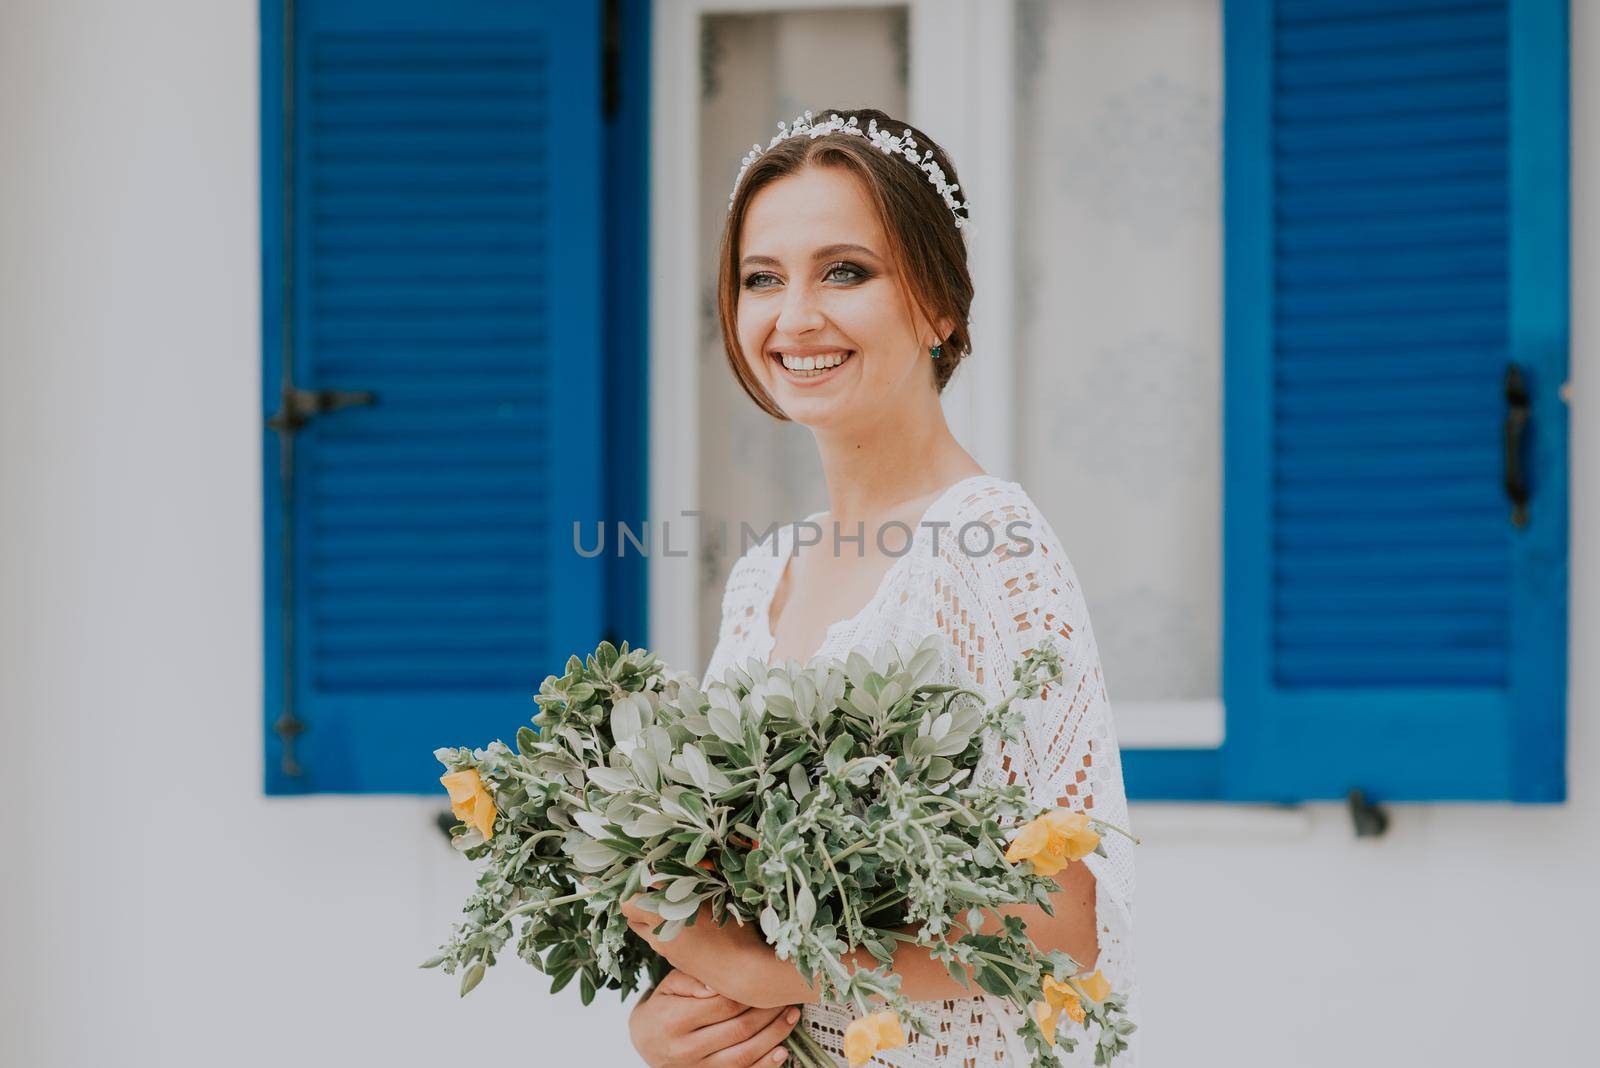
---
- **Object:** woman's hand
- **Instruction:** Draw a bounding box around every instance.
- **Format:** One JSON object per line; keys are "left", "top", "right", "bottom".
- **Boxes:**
{"left": 628, "top": 967, "right": 799, "bottom": 1067}
{"left": 621, "top": 895, "right": 813, "bottom": 1009}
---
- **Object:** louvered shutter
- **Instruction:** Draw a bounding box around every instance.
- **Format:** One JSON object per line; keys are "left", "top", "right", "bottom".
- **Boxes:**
{"left": 1219, "top": 0, "right": 1568, "bottom": 801}
{"left": 263, "top": 0, "right": 606, "bottom": 793}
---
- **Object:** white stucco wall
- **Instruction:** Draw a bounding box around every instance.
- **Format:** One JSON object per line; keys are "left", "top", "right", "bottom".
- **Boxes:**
{"left": 0, "top": 3, "right": 1592, "bottom": 1067}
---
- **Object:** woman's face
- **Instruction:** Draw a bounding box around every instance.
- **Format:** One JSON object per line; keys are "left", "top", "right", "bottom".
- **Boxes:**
{"left": 735, "top": 164, "right": 941, "bottom": 430}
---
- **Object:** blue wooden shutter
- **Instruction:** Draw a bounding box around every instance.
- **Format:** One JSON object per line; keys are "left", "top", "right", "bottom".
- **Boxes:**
{"left": 1220, "top": 0, "right": 1568, "bottom": 801}
{"left": 262, "top": 0, "right": 606, "bottom": 793}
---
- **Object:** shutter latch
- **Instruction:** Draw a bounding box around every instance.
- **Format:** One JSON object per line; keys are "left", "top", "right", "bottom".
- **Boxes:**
{"left": 267, "top": 386, "right": 377, "bottom": 435}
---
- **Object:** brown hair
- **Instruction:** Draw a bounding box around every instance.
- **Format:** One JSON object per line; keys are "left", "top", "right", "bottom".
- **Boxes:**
{"left": 716, "top": 107, "right": 975, "bottom": 420}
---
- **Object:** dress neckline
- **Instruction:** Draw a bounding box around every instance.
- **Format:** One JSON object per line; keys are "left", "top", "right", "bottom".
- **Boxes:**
{"left": 756, "top": 473, "right": 1009, "bottom": 668}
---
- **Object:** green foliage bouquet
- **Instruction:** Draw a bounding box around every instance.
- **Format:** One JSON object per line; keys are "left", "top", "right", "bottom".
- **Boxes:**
{"left": 425, "top": 637, "right": 1137, "bottom": 1066}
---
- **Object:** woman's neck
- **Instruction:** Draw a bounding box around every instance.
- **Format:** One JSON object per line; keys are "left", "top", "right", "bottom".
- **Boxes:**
{"left": 809, "top": 406, "right": 984, "bottom": 529}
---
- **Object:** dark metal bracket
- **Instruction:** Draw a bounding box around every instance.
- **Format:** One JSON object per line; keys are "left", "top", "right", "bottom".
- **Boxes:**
{"left": 1347, "top": 788, "right": 1389, "bottom": 838}
{"left": 435, "top": 808, "right": 459, "bottom": 843}
{"left": 1504, "top": 362, "right": 1531, "bottom": 529}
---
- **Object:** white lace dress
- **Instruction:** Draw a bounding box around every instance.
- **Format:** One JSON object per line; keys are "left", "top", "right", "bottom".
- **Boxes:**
{"left": 701, "top": 474, "right": 1137, "bottom": 1067}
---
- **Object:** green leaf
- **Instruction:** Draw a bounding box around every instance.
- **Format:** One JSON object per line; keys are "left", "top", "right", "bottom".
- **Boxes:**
{"left": 598, "top": 835, "right": 645, "bottom": 858}
{"left": 459, "top": 960, "right": 486, "bottom": 997}
{"left": 611, "top": 698, "right": 643, "bottom": 745}
{"left": 823, "top": 733, "right": 854, "bottom": 776}
{"left": 707, "top": 703, "right": 743, "bottom": 746}
{"left": 795, "top": 883, "right": 816, "bottom": 925}
{"left": 972, "top": 964, "right": 1012, "bottom": 1000}
{"left": 572, "top": 838, "right": 616, "bottom": 870}
{"left": 627, "top": 810, "right": 679, "bottom": 837}
{"left": 516, "top": 725, "right": 539, "bottom": 756}
{"left": 767, "top": 744, "right": 811, "bottom": 775}
{"left": 944, "top": 958, "right": 971, "bottom": 990}
{"left": 678, "top": 790, "right": 707, "bottom": 822}
{"left": 788, "top": 763, "right": 810, "bottom": 805}
{"left": 680, "top": 744, "right": 711, "bottom": 791}
{"left": 586, "top": 766, "right": 635, "bottom": 792}
{"left": 665, "top": 875, "right": 700, "bottom": 902}
{"left": 632, "top": 747, "right": 660, "bottom": 790}
{"left": 685, "top": 831, "right": 711, "bottom": 866}
{"left": 655, "top": 894, "right": 703, "bottom": 922}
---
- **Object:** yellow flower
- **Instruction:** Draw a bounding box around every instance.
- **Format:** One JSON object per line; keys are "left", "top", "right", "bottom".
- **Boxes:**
{"left": 1004, "top": 807, "right": 1100, "bottom": 877}
{"left": 1034, "top": 971, "right": 1107, "bottom": 1044}
{"left": 842, "top": 1010, "right": 907, "bottom": 1067}
{"left": 1033, "top": 997, "right": 1060, "bottom": 1042}
{"left": 1049, "top": 975, "right": 1086, "bottom": 1019}
{"left": 1043, "top": 809, "right": 1101, "bottom": 861}
{"left": 1078, "top": 970, "right": 1111, "bottom": 1004}
{"left": 439, "top": 769, "right": 496, "bottom": 841}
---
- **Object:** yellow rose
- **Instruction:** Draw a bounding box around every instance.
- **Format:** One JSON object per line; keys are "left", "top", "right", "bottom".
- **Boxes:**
{"left": 439, "top": 769, "right": 496, "bottom": 841}
{"left": 1034, "top": 971, "right": 1102, "bottom": 1044}
{"left": 1033, "top": 998, "right": 1060, "bottom": 1043}
{"left": 1078, "top": 969, "right": 1111, "bottom": 1004}
{"left": 1003, "top": 819, "right": 1051, "bottom": 864}
{"left": 1046, "top": 974, "right": 1086, "bottom": 1023}
{"left": 1042, "top": 809, "right": 1101, "bottom": 862}
{"left": 1004, "top": 807, "right": 1100, "bottom": 876}
{"left": 842, "top": 1010, "right": 907, "bottom": 1067}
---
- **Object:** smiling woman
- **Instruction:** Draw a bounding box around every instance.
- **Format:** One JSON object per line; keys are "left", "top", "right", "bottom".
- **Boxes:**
{"left": 627, "top": 106, "right": 1137, "bottom": 1068}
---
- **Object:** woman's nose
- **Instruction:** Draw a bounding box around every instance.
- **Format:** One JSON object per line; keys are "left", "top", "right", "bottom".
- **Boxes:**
{"left": 775, "top": 281, "right": 825, "bottom": 334}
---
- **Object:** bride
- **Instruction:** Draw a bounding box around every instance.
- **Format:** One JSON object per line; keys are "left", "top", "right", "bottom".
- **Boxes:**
{"left": 623, "top": 107, "right": 1136, "bottom": 1067}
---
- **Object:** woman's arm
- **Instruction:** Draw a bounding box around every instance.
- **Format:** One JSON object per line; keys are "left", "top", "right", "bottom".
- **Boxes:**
{"left": 749, "top": 858, "right": 1099, "bottom": 1008}
{"left": 626, "top": 859, "right": 1096, "bottom": 1012}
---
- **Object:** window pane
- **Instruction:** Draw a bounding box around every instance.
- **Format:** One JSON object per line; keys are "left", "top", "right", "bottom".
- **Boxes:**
{"left": 1015, "top": 0, "right": 1223, "bottom": 705}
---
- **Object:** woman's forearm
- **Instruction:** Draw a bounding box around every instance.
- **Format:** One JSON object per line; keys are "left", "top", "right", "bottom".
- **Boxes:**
{"left": 760, "top": 865, "right": 1100, "bottom": 1008}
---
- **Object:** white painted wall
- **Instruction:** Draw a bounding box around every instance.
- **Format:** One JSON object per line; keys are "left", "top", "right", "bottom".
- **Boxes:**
{"left": 0, "top": 3, "right": 1592, "bottom": 1067}
{"left": 0, "top": 3, "right": 638, "bottom": 1066}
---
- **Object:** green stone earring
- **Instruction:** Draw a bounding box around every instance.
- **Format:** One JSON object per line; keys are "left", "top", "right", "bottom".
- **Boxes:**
{"left": 930, "top": 344, "right": 942, "bottom": 359}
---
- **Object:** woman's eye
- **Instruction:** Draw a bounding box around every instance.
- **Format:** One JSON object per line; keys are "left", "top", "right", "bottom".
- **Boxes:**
{"left": 742, "top": 263, "right": 869, "bottom": 291}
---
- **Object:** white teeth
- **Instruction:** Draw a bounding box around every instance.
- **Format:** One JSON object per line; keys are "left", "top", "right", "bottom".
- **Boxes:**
{"left": 777, "top": 350, "right": 852, "bottom": 374}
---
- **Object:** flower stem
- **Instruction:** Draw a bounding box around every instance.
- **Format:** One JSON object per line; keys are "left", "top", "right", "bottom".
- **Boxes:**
{"left": 483, "top": 884, "right": 598, "bottom": 936}
{"left": 1090, "top": 818, "right": 1142, "bottom": 846}
{"left": 785, "top": 1025, "right": 834, "bottom": 1067}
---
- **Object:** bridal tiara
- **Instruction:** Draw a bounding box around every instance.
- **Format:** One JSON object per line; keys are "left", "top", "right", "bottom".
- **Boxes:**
{"left": 727, "top": 110, "right": 971, "bottom": 232}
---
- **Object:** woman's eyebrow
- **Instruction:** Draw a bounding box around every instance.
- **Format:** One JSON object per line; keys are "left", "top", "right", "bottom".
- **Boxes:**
{"left": 740, "top": 243, "right": 881, "bottom": 268}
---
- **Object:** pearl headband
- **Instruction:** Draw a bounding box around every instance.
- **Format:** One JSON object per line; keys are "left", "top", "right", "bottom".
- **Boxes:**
{"left": 727, "top": 111, "right": 971, "bottom": 233}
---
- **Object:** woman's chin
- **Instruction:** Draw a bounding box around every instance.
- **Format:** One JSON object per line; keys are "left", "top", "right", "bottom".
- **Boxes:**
{"left": 781, "top": 400, "right": 848, "bottom": 430}
{"left": 767, "top": 355, "right": 859, "bottom": 420}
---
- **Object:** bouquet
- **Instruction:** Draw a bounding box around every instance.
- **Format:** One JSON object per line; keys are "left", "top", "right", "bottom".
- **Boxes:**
{"left": 424, "top": 637, "right": 1137, "bottom": 1066}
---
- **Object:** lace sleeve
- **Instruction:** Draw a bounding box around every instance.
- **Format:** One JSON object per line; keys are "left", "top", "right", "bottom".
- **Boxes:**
{"left": 929, "top": 481, "right": 1137, "bottom": 1004}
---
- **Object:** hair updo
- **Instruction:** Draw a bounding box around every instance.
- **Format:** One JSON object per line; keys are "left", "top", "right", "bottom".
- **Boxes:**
{"left": 716, "top": 107, "right": 975, "bottom": 420}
